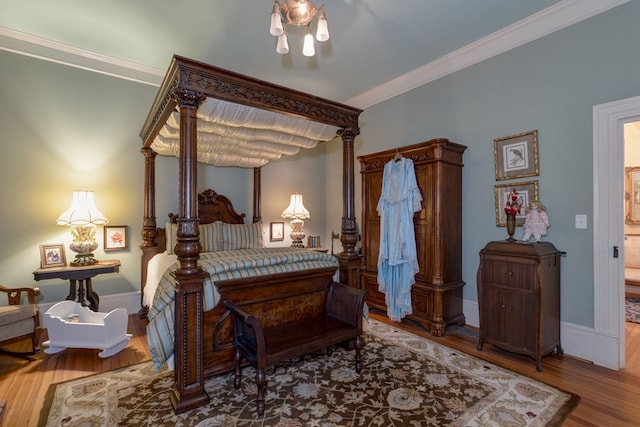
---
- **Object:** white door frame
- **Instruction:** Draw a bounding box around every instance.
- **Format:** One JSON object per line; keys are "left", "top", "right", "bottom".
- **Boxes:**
{"left": 593, "top": 95, "right": 640, "bottom": 370}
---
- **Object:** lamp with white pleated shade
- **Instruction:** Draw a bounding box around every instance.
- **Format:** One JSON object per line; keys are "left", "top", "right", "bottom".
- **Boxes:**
{"left": 281, "top": 193, "right": 310, "bottom": 247}
{"left": 57, "top": 190, "right": 108, "bottom": 266}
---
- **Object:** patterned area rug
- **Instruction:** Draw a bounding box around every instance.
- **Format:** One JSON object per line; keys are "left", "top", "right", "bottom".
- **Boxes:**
{"left": 38, "top": 319, "right": 579, "bottom": 426}
{"left": 626, "top": 297, "right": 640, "bottom": 323}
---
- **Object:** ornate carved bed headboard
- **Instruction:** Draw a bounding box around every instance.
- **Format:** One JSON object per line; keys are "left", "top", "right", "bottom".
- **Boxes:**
{"left": 156, "top": 189, "right": 247, "bottom": 253}
{"left": 168, "top": 189, "right": 246, "bottom": 225}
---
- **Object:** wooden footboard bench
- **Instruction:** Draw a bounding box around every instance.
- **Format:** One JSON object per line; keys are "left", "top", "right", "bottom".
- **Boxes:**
{"left": 223, "top": 282, "right": 367, "bottom": 415}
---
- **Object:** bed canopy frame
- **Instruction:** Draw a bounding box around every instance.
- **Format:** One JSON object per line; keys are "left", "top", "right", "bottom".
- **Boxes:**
{"left": 139, "top": 55, "right": 362, "bottom": 413}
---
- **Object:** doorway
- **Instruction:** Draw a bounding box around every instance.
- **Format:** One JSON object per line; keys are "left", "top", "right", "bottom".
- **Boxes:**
{"left": 624, "top": 121, "right": 640, "bottom": 372}
{"left": 594, "top": 95, "right": 640, "bottom": 370}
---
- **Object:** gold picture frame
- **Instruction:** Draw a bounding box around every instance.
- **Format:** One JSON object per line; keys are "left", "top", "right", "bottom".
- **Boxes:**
{"left": 494, "top": 181, "right": 539, "bottom": 227}
{"left": 625, "top": 167, "right": 640, "bottom": 225}
{"left": 494, "top": 130, "right": 539, "bottom": 181}
{"left": 39, "top": 243, "right": 67, "bottom": 268}
{"left": 104, "top": 225, "right": 128, "bottom": 250}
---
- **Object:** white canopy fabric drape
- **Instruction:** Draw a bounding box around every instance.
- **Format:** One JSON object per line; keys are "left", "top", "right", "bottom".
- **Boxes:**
{"left": 151, "top": 97, "right": 340, "bottom": 167}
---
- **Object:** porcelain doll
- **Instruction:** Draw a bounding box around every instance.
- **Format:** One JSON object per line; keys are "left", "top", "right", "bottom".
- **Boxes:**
{"left": 522, "top": 201, "right": 550, "bottom": 242}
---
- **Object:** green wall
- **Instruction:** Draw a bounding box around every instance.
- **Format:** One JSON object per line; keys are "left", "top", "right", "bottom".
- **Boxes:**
{"left": 0, "top": 52, "right": 151, "bottom": 303}
{"left": 0, "top": 51, "right": 331, "bottom": 305}
{"left": 3, "top": 1, "right": 640, "bottom": 330}
{"left": 324, "top": 1, "right": 640, "bottom": 327}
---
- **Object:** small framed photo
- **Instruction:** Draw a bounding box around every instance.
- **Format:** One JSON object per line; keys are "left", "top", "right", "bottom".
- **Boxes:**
{"left": 104, "top": 225, "right": 128, "bottom": 250}
{"left": 494, "top": 181, "right": 539, "bottom": 227}
{"left": 270, "top": 222, "right": 285, "bottom": 242}
{"left": 39, "top": 244, "right": 66, "bottom": 268}
{"left": 494, "top": 130, "right": 539, "bottom": 181}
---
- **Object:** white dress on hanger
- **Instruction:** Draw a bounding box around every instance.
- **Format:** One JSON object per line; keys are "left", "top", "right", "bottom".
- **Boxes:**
{"left": 377, "top": 156, "right": 423, "bottom": 321}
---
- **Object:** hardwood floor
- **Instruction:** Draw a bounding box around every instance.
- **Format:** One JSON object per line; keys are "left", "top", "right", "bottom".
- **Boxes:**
{"left": 0, "top": 315, "right": 151, "bottom": 426}
{"left": 2, "top": 312, "right": 640, "bottom": 426}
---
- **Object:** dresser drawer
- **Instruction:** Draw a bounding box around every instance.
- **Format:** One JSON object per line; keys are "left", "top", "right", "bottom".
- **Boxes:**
{"left": 480, "top": 258, "right": 537, "bottom": 291}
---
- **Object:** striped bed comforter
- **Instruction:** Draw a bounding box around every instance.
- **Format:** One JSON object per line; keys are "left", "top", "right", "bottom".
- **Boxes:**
{"left": 146, "top": 247, "right": 339, "bottom": 370}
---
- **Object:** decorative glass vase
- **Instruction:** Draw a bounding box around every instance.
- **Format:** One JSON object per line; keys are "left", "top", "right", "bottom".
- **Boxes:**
{"left": 506, "top": 213, "right": 516, "bottom": 241}
{"left": 69, "top": 225, "right": 99, "bottom": 266}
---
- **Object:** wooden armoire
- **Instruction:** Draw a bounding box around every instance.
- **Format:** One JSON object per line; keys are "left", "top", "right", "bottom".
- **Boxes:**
{"left": 358, "top": 138, "right": 467, "bottom": 336}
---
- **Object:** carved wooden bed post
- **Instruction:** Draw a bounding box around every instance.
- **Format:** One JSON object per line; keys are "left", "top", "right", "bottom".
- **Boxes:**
{"left": 140, "top": 147, "right": 157, "bottom": 317}
{"left": 253, "top": 167, "right": 262, "bottom": 223}
{"left": 138, "top": 55, "right": 363, "bottom": 414}
{"left": 336, "top": 127, "right": 362, "bottom": 290}
{"left": 170, "top": 87, "right": 210, "bottom": 413}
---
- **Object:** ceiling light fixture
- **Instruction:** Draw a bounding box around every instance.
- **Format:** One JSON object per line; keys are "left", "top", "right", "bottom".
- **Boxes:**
{"left": 269, "top": 0, "right": 329, "bottom": 57}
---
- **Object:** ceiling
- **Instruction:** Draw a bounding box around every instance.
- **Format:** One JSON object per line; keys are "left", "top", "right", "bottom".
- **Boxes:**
{"left": 0, "top": 0, "right": 629, "bottom": 108}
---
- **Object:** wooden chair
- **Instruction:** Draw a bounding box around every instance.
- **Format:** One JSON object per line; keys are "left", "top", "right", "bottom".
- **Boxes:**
{"left": 0, "top": 284, "right": 41, "bottom": 356}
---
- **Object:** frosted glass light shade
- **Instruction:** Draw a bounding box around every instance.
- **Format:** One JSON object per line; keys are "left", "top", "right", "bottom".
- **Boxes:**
{"left": 276, "top": 32, "right": 289, "bottom": 54}
{"left": 302, "top": 30, "right": 315, "bottom": 57}
{"left": 281, "top": 194, "right": 310, "bottom": 219}
{"left": 316, "top": 11, "right": 329, "bottom": 41}
{"left": 270, "top": 7, "right": 284, "bottom": 36}
{"left": 56, "top": 190, "right": 108, "bottom": 226}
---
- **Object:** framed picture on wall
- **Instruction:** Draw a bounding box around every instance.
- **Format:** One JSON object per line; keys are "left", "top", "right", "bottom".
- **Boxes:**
{"left": 39, "top": 244, "right": 66, "bottom": 268}
{"left": 494, "top": 181, "right": 539, "bottom": 226}
{"left": 270, "top": 222, "right": 284, "bottom": 242}
{"left": 494, "top": 130, "right": 539, "bottom": 181}
{"left": 625, "top": 166, "right": 640, "bottom": 225}
{"left": 104, "top": 225, "right": 128, "bottom": 250}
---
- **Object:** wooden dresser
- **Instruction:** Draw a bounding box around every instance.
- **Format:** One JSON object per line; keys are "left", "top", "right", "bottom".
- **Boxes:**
{"left": 476, "top": 240, "right": 563, "bottom": 371}
{"left": 358, "top": 138, "right": 467, "bottom": 336}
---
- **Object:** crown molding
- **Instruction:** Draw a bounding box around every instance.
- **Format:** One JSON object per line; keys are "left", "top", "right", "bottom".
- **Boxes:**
{"left": 346, "top": 0, "right": 631, "bottom": 108}
{"left": 0, "top": 0, "right": 630, "bottom": 101}
{"left": 0, "top": 26, "right": 164, "bottom": 86}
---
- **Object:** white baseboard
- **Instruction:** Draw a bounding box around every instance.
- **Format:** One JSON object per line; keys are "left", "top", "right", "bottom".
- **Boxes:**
{"left": 38, "top": 292, "right": 141, "bottom": 316}
{"left": 462, "top": 298, "right": 619, "bottom": 370}
{"left": 560, "top": 322, "right": 620, "bottom": 370}
{"left": 462, "top": 298, "right": 480, "bottom": 328}
{"left": 38, "top": 294, "right": 620, "bottom": 371}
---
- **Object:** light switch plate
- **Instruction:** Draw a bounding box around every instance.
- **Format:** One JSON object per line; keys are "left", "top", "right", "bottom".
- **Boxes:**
{"left": 575, "top": 214, "right": 587, "bottom": 229}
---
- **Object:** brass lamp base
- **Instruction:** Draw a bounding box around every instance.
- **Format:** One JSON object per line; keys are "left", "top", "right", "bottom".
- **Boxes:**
{"left": 70, "top": 253, "right": 98, "bottom": 267}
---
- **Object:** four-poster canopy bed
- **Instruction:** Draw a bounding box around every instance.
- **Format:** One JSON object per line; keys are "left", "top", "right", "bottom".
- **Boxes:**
{"left": 139, "top": 55, "right": 362, "bottom": 413}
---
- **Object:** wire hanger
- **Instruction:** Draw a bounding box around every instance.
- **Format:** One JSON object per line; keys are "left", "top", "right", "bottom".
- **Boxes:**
{"left": 393, "top": 147, "right": 403, "bottom": 162}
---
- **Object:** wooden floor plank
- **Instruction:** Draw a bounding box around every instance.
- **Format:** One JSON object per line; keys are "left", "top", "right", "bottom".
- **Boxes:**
{"left": 1, "top": 312, "right": 640, "bottom": 426}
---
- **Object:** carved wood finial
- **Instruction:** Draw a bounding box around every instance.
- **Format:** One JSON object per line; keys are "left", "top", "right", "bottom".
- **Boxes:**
{"left": 172, "top": 88, "right": 206, "bottom": 108}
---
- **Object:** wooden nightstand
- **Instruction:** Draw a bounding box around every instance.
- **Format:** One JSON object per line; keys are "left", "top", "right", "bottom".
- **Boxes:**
{"left": 307, "top": 247, "right": 329, "bottom": 253}
{"left": 33, "top": 259, "right": 121, "bottom": 312}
